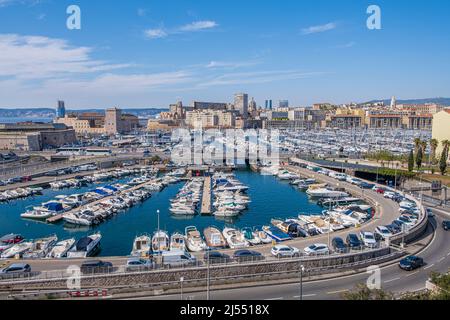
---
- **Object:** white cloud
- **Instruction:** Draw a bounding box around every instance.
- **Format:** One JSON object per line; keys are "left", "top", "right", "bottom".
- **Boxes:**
{"left": 0, "top": 34, "right": 130, "bottom": 79}
{"left": 206, "top": 60, "right": 260, "bottom": 69}
{"left": 198, "top": 70, "right": 328, "bottom": 87}
{"left": 335, "top": 41, "right": 356, "bottom": 48}
{"left": 144, "top": 20, "right": 218, "bottom": 40}
{"left": 144, "top": 28, "right": 167, "bottom": 39}
{"left": 179, "top": 20, "right": 218, "bottom": 32}
{"left": 301, "top": 22, "right": 337, "bottom": 35}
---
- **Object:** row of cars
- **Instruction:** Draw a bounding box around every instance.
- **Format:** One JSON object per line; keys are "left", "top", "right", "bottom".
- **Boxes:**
{"left": 44, "top": 164, "right": 98, "bottom": 177}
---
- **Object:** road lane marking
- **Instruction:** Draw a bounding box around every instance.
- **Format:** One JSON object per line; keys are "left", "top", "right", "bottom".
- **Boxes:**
{"left": 384, "top": 277, "right": 400, "bottom": 283}
{"left": 265, "top": 297, "right": 283, "bottom": 301}
{"left": 327, "top": 289, "right": 349, "bottom": 295}
{"left": 424, "top": 264, "right": 434, "bottom": 270}
{"left": 406, "top": 271, "right": 420, "bottom": 278}
{"left": 293, "top": 294, "right": 317, "bottom": 298}
{"left": 447, "top": 252, "right": 450, "bottom": 257}
{"left": 438, "top": 257, "right": 445, "bottom": 263}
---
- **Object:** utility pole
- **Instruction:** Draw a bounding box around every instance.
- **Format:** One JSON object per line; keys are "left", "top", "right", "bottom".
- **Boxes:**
{"left": 206, "top": 256, "right": 211, "bottom": 300}
{"left": 157, "top": 209, "right": 160, "bottom": 254}
{"left": 180, "top": 277, "right": 184, "bottom": 300}
{"left": 299, "top": 264, "right": 305, "bottom": 301}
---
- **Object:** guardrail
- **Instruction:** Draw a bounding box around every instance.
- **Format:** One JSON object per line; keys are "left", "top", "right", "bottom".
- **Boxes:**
{"left": 0, "top": 245, "right": 399, "bottom": 286}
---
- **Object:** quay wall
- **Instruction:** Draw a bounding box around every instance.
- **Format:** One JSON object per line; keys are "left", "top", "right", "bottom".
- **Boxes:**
{"left": 1, "top": 247, "right": 399, "bottom": 291}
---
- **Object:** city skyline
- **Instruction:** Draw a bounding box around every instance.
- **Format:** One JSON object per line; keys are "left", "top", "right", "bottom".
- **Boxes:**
{"left": 0, "top": 0, "right": 450, "bottom": 109}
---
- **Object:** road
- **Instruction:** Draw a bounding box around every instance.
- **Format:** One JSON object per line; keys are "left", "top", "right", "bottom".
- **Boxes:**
{"left": 125, "top": 208, "right": 450, "bottom": 300}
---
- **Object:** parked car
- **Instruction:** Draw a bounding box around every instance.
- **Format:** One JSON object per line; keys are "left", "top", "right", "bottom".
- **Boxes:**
{"left": 373, "top": 187, "right": 386, "bottom": 194}
{"left": 426, "top": 208, "right": 434, "bottom": 218}
{"left": 360, "top": 182, "right": 375, "bottom": 189}
{"left": 271, "top": 245, "right": 301, "bottom": 258}
{"left": 203, "top": 251, "right": 231, "bottom": 264}
{"left": 346, "top": 233, "right": 362, "bottom": 249}
{"left": 331, "top": 237, "right": 347, "bottom": 253}
{"left": 233, "top": 250, "right": 264, "bottom": 262}
{"left": 0, "top": 263, "right": 31, "bottom": 277}
{"left": 375, "top": 226, "right": 393, "bottom": 240}
{"left": 383, "top": 191, "right": 397, "bottom": 199}
{"left": 80, "top": 260, "right": 113, "bottom": 274}
{"left": 126, "top": 258, "right": 154, "bottom": 271}
{"left": 359, "top": 232, "right": 377, "bottom": 248}
{"left": 303, "top": 243, "right": 329, "bottom": 256}
{"left": 162, "top": 251, "right": 197, "bottom": 267}
{"left": 443, "top": 221, "right": 450, "bottom": 231}
{"left": 385, "top": 224, "right": 401, "bottom": 234}
{"left": 399, "top": 256, "right": 424, "bottom": 271}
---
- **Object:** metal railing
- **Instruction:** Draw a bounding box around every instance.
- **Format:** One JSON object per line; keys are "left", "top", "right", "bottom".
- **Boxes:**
{"left": 0, "top": 245, "right": 397, "bottom": 285}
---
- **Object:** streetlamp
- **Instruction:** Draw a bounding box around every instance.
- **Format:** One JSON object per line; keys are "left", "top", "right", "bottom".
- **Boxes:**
{"left": 157, "top": 209, "right": 160, "bottom": 254}
{"left": 206, "top": 255, "right": 211, "bottom": 300}
{"left": 180, "top": 276, "right": 184, "bottom": 300}
{"left": 299, "top": 264, "right": 305, "bottom": 301}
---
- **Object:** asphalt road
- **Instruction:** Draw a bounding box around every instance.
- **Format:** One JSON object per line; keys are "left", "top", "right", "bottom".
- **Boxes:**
{"left": 127, "top": 208, "right": 450, "bottom": 300}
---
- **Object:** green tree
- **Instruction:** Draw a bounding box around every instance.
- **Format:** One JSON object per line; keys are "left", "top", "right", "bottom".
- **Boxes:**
{"left": 343, "top": 284, "right": 394, "bottom": 300}
{"left": 414, "top": 138, "right": 422, "bottom": 154}
{"left": 430, "top": 138, "right": 439, "bottom": 164}
{"left": 440, "top": 141, "right": 449, "bottom": 175}
{"left": 416, "top": 146, "right": 423, "bottom": 170}
{"left": 408, "top": 149, "right": 414, "bottom": 172}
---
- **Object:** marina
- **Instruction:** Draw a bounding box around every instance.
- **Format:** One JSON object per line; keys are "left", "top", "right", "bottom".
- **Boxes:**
{"left": 0, "top": 169, "right": 331, "bottom": 257}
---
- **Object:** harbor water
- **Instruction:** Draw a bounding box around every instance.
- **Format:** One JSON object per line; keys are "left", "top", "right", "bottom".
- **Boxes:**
{"left": 0, "top": 170, "right": 323, "bottom": 257}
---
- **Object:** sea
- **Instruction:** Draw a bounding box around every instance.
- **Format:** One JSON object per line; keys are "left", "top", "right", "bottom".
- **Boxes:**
{"left": 0, "top": 117, "right": 53, "bottom": 124}
{"left": 0, "top": 170, "right": 323, "bottom": 257}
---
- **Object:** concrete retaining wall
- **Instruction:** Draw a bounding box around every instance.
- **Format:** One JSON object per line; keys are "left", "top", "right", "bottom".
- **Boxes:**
{"left": 1, "top": 247, "right": 397, "bottom": 291}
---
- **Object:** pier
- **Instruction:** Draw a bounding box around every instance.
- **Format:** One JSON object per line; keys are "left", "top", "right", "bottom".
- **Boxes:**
{"left": 45, "top": 178, "right": 159, "bottom": 224}
{"left": 200, "top": 176, "right": 212, "bottom": 215}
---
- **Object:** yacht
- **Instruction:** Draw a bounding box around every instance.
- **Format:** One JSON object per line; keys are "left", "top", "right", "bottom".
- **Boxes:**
{"left": 185, "top": 226, "right": 207, "bottom": 252}
{"left": 306, "top": 188, "right": 349, "bottom": 199}
{"left": 152, "top": 230, "right": 169, "bottom": 253}
{"left": 67, "top": 232, "right": 102, "bottom": 258}
{"left": 46, "top": 238, "right": 76, "bottom": 259}
{"left": 1, "top": 241, "right": 33, "bottom": 259}
{"left": 23, "top": 235, "right": 58, "bottom": 259}
{"left": 170, "top": 233, "right": 186, "bottom": 252}
{"left": 242, "top": 227, "right": 262, "bottom": 245}
{"left": 130, "top": 235, "right": 151, "bottom": 257}
{"left": 203, "top": 226, "right": 227, "bottom": 249}
{"left": 222, "top": 228, "right": 249, "bottom": 249}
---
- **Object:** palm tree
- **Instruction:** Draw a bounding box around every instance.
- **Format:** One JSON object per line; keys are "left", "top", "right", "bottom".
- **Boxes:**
{"left": 421, "top": 141, "right": 428, "bottom": 167}
{"left": 414, "top": 138, "right": 422, "bottom": 154}
{"left": 430, "top": 138, "right": 439, "bottom": 163}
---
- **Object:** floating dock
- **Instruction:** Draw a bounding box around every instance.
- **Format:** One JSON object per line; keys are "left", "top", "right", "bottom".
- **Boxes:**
{"left": 200, "top": 176, "right": 212, "bottom": 215}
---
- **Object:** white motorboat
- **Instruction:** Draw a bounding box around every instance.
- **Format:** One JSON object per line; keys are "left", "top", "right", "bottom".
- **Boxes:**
{"left": 242, "top": 227, "right": 262, "bottom": 245}
{"left": 130, "top": 235, "right": 151, "bottom": 257}
{"left": 1, "top": 241, "right": 33, "bottom": 259}
{"left": 222, "top": 228, "right": 249, "bottom": 249}
{"left": 67, "top": 232, "right": 102, "bottom": 258}
{"left": 185, "top": 226, "right": 207, "bottom": 252}
{"left": 170, "top": 233, "right": 186, "bottom": 252}
{"left": 152, "top": 230, "right": 169, "bottom": 253}
{"left": 306, "top": 188, "right": 349, "bottom": 198}
{"left": 23, "top": 235, "right": 58, "bottom": 259}
{"left": 203, "top": 226, "right": 227, "bottom": 249}
{"left": 46, "top": 238, "right": 76, "bottom": 259}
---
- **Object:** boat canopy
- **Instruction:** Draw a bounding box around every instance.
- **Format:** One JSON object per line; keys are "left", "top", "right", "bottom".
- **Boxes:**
{"left": 44, "top": 202, "right": 64, "bottom": 212}
{"left": 92, "top": 189, "right": 109, "bottom": 196}
{"left": 75, "top": 237, "right": 92, "bottom": 251}
{"left": 103, "top": 185, "right": 118, "bottom": 192}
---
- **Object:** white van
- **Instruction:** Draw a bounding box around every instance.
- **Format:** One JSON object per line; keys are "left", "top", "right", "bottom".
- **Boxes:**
{"left": 162, "top": 251, "right": 197, "bottom": 267}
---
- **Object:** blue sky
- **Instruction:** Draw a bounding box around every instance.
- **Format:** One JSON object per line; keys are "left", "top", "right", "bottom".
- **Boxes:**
{"left": 0, "top": 0, "right": 449, "bottom": 109}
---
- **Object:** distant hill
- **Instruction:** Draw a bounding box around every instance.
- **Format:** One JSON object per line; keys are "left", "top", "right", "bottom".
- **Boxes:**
{"left": 364, "top": 97, "right": 450, "bottom": 106}
{"left": 0, "top": 108, "right": 168, "bottom": 119}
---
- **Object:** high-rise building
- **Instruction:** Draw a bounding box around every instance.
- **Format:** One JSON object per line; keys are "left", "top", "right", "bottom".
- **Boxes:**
{"left": 279, "top": 100, "right": 289, "bottom": 109}
{"left": 234, "top": 93, "right": 249, "bottom": 118}
{"left": 57, "top": 100, "right": 66, "bottom": 118}
{"left": 390, "top": 96, "right": 397, "bottom": 109}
